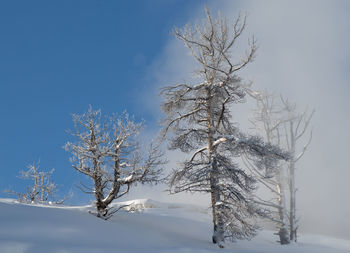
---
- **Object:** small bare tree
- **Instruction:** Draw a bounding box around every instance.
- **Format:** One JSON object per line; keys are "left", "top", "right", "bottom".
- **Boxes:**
{"left": 161, "top": 8, "right": 288, "bottom": 247}
{"left": 64, "top": 107, "right": 163, "bottom": 219}
{"left": 5, "top": 161, "right": 57, "bottom": 203}
{"left": 281, "top": 97, "right": 314, "bottom": 242}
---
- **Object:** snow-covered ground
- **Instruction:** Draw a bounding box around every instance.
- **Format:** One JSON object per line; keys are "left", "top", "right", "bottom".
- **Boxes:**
{"left": 0, "top": 198, "right": 349, "bottom": 253}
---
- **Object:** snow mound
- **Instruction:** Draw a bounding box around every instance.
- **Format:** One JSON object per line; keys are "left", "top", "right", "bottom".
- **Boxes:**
{"left": 112, "top": 198, "right": 168, "bottom": 210}
{"left": 0, "top": 198, "right": 349, "bottom": 253}
{"left": 113, "top": 198, "right": 208, "bottom": 213}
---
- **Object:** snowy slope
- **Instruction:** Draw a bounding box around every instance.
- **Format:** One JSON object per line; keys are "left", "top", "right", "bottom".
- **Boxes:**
{"left": 0, "top": 198, "right": 349, "bottom": 253}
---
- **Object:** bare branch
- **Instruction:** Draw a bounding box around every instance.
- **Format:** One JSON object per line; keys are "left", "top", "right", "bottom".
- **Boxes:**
{"left": 65, "top": 107, "right": 164, "bottom": 218}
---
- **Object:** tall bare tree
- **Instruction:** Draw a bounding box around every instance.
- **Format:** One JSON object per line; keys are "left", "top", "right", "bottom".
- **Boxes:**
{"left": 247, "top": 90, "right": 290, "bottom": 244}
{"left": 65, "top": 107, "right": 163, "bottom": 218}
{"left": 161, "top": 8, "right": 288, "bottom": 247}
{"left": 281, "top": 98, "right": 314, "bottom": 242}
{"left": 248, "top": 91, "right": 314, "bottom": 243}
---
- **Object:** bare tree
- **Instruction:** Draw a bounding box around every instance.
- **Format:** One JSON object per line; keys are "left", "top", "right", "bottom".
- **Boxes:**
{"left": 248, "top": 91, "right": 314, "bottom": 243}
{"left": 64, "top": 107, "right": 163, "bottom": 219}
{"left": 161, "top": 8, "right": 288, "bottom": 247}
{"left": 247, "top": 90, "right": 290, "bottom": 244}
{"left": 5, "top": 161, "right": 58, "bottom": 203}
{"left": 280, "top": 97, "right": 314, "bottom": 242}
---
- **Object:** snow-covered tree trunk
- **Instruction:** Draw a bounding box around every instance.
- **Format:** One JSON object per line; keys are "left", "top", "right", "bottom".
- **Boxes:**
{"left": 205, "top": 86, "right": 225, "bottom": 246}
{"left": 210, "top": 157, "right": 225, "bottom": 246}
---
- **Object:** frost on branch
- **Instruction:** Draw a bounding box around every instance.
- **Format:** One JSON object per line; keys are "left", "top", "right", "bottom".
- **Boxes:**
{"left": 160, "top": 7, "right": 288, "bottom": 248}
{"left": 64, "top": 106, "right": 164, "bottom": 219}
{"left": 5, "top": 161, "right": 62, "bottom": 204}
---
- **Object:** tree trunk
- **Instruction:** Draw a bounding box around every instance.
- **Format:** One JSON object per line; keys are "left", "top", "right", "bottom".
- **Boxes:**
{"left": 210, "top": 158, "right": 224, "bottom": 247}
{"left": 276, "top": 175, "right": 290, "bottom": 244}
{"left": 289, "top": 122, "right": 297, "bottom": 242}
{"left": 94, "top": 176, "right": 106, "bottom": 217}
{"left": 289, "top": 162, "right": 297, "bottom": 242}
{"left": 210, "top": 170, "right": 218, "bottom": 242}
{"left": 206, "top": 87, "right": 224, "bottom": 247}
{"left": 102, "top": 156, "right": 122, "bottom": 209}
{"left": 40, "top": 173, "right": 44, "bottom": 201}
{"left": 93, "top": 157, "right": 106, "bottom": 217}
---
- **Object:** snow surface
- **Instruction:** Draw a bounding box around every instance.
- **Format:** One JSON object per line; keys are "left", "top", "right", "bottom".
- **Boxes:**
{"left": 0, "top": 198, "right": 349, "bottom": 253}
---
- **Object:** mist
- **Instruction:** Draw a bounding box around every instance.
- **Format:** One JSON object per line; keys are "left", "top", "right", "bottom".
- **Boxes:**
{"left": 127, "top": 0, "right": 350, "bottom": 240}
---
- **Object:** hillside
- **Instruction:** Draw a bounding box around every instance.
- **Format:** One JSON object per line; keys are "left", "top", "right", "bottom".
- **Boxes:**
{"left": 0, "top": 198, "right": 349, "bottom": 253}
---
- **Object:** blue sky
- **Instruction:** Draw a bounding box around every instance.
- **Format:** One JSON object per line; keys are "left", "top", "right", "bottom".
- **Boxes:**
{"left": 0, "top": 0, "right": 206, "bottom": 202}
{"left": 1, "top": 1, "right": 350, "bottom": 240}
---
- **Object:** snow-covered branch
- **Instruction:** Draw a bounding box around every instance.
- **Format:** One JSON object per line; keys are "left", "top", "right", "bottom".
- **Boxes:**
{"left": 65, "top": 107, "right": 164, "bottom": 218}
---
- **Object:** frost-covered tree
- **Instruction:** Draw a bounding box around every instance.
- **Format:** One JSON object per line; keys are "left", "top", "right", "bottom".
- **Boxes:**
{"left": 65, "top": 107, "right": 163, "bottom": 219}
{"left": 161, "top": 8, "right": 288, "bottom": 247}
{"left": 280, "top": 97, "right": 314, "bottom": 242}
{"left": 5, "top": 161, "right": 58, "bottom": 203}
{"left": 248, "top": 91, "right": 314, "bottom": 243}
{"left": 247, "top": 90, "right": 290, "bottom": 244}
